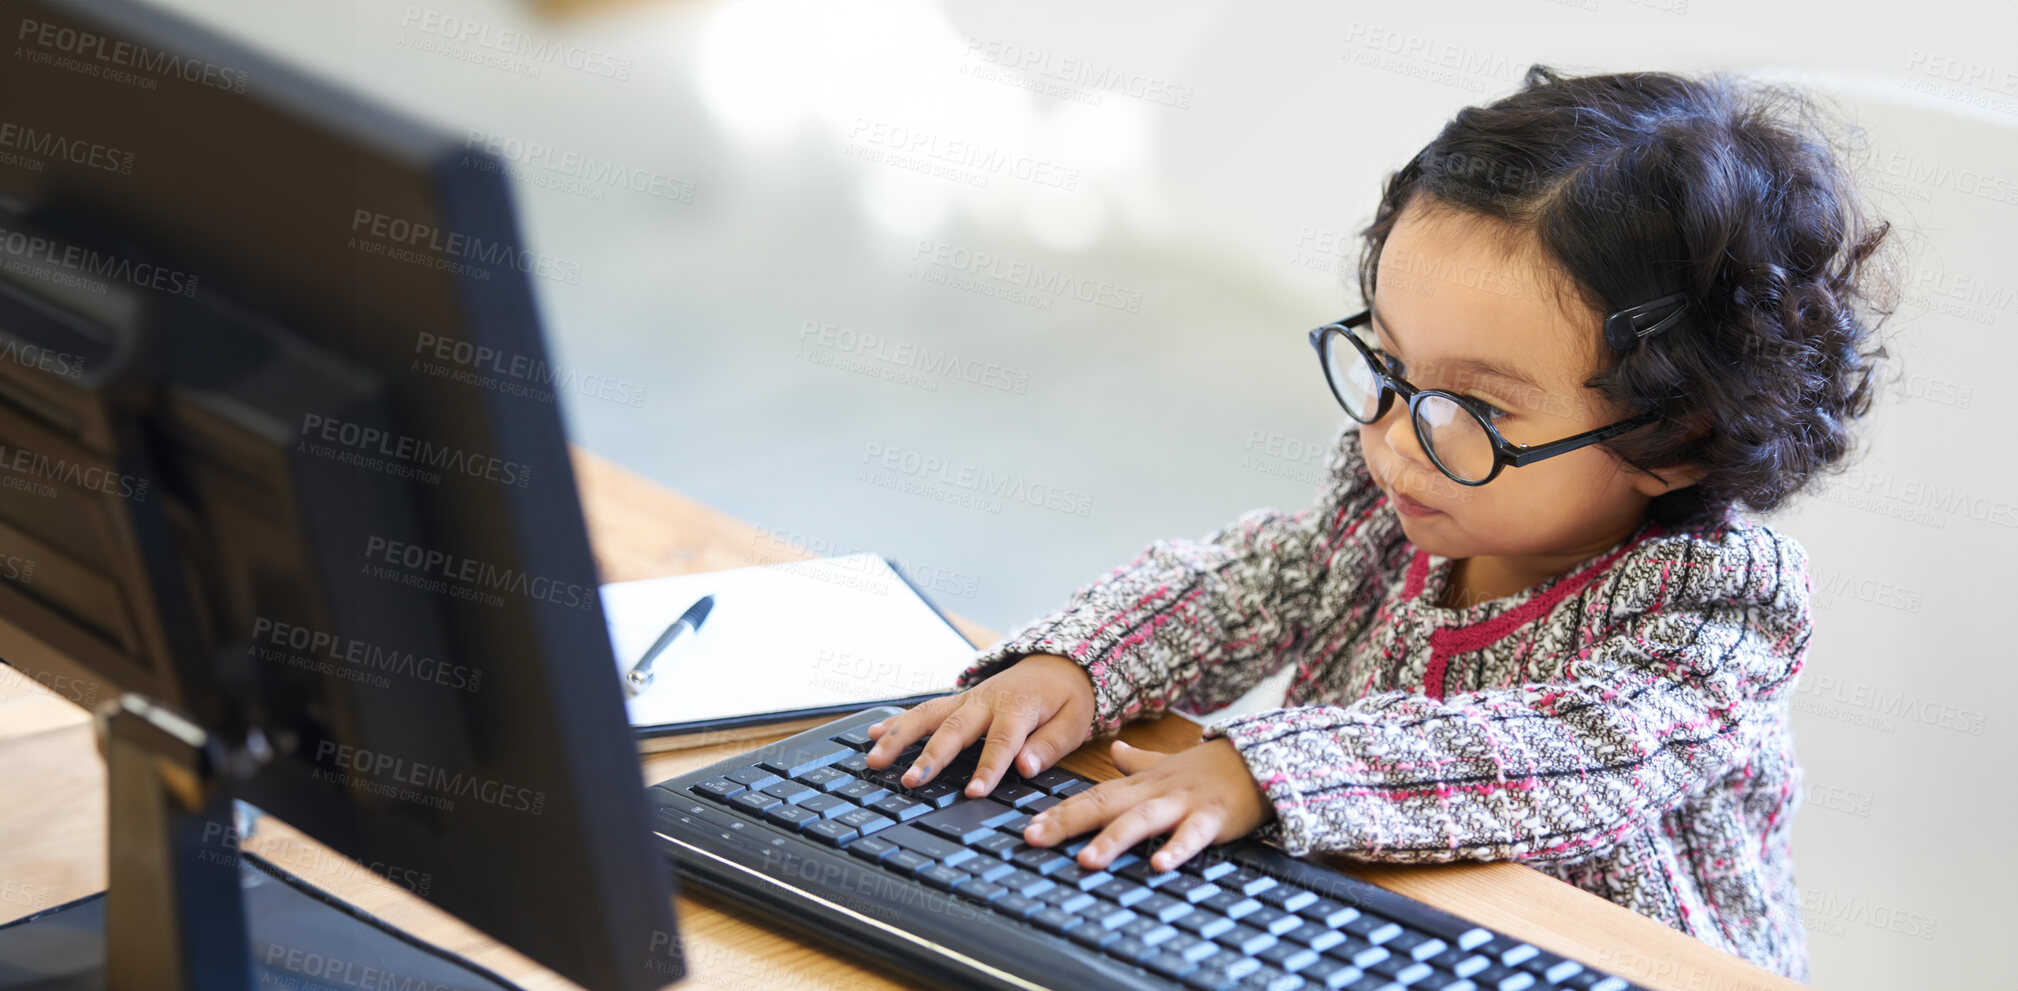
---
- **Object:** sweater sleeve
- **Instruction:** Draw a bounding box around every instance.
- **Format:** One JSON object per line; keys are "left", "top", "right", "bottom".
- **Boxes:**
{"left": 954, "top": 422, "right": 1396, "bottom": 735}
{"left": 1203, "top": 526, "right": 1811, "bottom": 860}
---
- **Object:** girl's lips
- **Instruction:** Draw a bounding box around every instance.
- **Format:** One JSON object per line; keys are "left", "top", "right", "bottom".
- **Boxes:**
{"left": 1391, "top": 489, "right": 1443, "bottom": 518}
{"left": 1371, "top": 461, "right": 1445, "bottom": 518}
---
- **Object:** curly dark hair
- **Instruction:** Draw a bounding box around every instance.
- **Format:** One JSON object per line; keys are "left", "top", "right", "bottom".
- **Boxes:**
{"left": 1354, "top": 64, "right": 1899, "bottom": 531}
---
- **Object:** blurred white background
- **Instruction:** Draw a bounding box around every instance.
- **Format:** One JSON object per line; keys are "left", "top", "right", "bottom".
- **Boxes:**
{"left": 150, "top": 0, "right": 2015, "bottom": 985}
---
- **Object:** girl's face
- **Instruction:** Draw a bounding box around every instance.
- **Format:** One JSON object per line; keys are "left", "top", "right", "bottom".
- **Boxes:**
{"left": 1358, "top": 198, "right": 1682, "bottom": 568}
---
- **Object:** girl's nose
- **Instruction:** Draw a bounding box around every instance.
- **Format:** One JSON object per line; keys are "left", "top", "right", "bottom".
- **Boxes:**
{"left": 1379, "top": 405, "right": 1435, "bottom": 470}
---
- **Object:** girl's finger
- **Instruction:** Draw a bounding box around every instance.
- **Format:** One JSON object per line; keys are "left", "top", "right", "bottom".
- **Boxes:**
{"left": 968, "top": 693, "right": 1044, "bottom": 797}
{"left": 864, "top": 696, "right": 958, "bottom": 768}
{"left": 1076, "top": 796, "right": 1185, "bottom": 870}
{"left": 1150, "top": 810, "right": 1222, "bottom": 873}
{"left": 906, "top": 697, "right": 994, "bottom": 787}
{"left": 1023, "top": 776, "right": 1132, "bottom": 848}
{"left": 1015, "top": 712, "right": 1089, "bottom": 778}
{"left": 1110, "top": 739, "right": 1170, "bottom": 775}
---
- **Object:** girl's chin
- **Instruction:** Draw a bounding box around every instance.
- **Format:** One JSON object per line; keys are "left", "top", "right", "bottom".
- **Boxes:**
{"left": 1393, "top": 512, "right": 1471, "bottom": 559}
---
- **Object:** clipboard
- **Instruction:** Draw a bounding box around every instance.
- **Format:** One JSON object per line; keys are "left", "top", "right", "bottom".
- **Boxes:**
{"left": 599, "top": 552, "right": 978, "bottom": 753}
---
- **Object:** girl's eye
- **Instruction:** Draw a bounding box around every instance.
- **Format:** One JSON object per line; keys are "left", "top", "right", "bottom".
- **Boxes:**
{"left": 1471, "top": 398, "right": 1512, "bottom": 421}
{"left": 1367, "top": 342, "right": 1512, "bottom": 420}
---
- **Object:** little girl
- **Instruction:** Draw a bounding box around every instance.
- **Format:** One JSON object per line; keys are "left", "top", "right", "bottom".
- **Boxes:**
{"left": 864, "top": 64, "right": 1892, "bottom": 981}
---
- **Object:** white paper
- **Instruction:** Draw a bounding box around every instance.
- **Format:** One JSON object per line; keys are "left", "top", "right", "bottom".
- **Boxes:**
{"left": 601, "top": 552, "right": 978, "bottom": 729}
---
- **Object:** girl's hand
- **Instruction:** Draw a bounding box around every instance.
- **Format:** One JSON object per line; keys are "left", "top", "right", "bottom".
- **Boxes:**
{"left": 862, "top": 653, "right": 1096, "bottom": 798}
{"left": 1023, "top": 738, "right": 1275, "bottom": 873}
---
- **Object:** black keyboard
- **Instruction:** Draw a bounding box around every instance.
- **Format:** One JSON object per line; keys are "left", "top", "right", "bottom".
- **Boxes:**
{"left": 648, "top": 706, "right": 1649, "bottom": 991}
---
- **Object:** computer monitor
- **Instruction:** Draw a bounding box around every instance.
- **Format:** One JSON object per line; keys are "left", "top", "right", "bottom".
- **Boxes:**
{"left": 0, "top": 1, "right": 681, "bottom": 988}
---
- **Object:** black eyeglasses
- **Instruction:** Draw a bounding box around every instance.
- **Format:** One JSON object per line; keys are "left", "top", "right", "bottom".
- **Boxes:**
{"left": 1308, "top": 309, "right": 1659, "bottom": 486}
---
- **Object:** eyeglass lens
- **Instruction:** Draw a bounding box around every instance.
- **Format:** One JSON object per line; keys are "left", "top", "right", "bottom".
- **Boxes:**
{"left": 1321, "top": 332, "right": 1384, "bottom": 422}
{"left": 1324, "top": 327, "right": 1497, "bottom": 483}
{"left": 1411, "top": 394, "right": 1494, "bottom": 482}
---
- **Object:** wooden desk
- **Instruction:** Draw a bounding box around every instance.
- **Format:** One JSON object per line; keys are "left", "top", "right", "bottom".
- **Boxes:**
{"left": 0, "top": 450, "right": 1803, "bottom": 991}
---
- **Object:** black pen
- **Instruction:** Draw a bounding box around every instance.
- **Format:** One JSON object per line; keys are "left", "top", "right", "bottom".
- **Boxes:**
{"left": 623, "top": 594, "right": 713, "bottom": 698}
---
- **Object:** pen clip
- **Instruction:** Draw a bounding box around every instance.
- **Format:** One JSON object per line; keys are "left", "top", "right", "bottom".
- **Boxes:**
{"left": 624, "top": 594, "right": 713, "bottom": 697}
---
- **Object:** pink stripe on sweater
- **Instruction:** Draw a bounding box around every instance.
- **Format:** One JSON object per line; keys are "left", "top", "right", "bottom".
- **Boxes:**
{"left": 1422, "top": 526, "right": 1662, "bottom": 700}
{"left": 1401, "top": 548, "right": 1429, "bottom": 600}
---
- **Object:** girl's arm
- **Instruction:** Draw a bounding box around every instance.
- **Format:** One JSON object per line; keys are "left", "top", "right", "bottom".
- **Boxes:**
{"left": 955, "top": 422, "right": 1399, "bottom": 735}
{"left": 1210, "top": 525, "right": 1810, "bottom": 862}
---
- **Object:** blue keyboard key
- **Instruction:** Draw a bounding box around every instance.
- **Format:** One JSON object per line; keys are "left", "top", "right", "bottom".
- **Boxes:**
{"left": 992, "top": 893, "right": 1043, "bottom": 919}
{"left": 1173, "top": 912, "right": 1235, "bottom": 940}
{"left": 991, "top": 781, "right": 1046, "bottom": 807}
{"left": 1050, "top": 890, "right": 1097, "bottom": 914}
{"left": 918, "top": 865, "right": 970, "bottom": 891}
{"left": 1013, "top": 845, "right": 1075, "bottom": 876}
{"left": 723, "top": 766, "right": 779, "bottom": 788}
{"left": 960, "top": 858, "right": 1017, "bottom": 883}
{"left": 761, "top": 779, "right": 817, "bottom": 803}
{"left": 835, "top": 779, "right": 887, "bottom": 804}
{"left": 1142, "top": 952, "right": 1195, "bottom": 980}
{"left": 1093, "top": 880, "right": 1154, "bottom": 908}
{"left": 1134, "top": 893, "right": 1195, "bottom": 924}
{"left": 972, "top": 833, "right": 1023, "bottom": 859}
{"left": 1069, "top": 921, "right": 1122, "bottom": 950}
{"left": 801, "top": 819, "right": 857, "bottom": 846}
{"left": 797, "top": 766, "right": 853, "bottom": 792}
{"left": 763, "top": 805, "right": 819, "bottom": 830}
{"left": 1214, "top": 924, "right": 1275, "bottom": 956}
{"left": 728, "top": 791, "right": 781, "bottom": 815}
{"left": 883, "top": 850, "right": 932, "bottom": 875}
{"left": 1172, "top": 934, "right": 1220, "bottom": 963}
{"left": 876, "top": 824, "right": 975, "bottom": 867}
{"left": 797, "top": 794, "right": 851, "bottom": 819}
{"left": 834, "top": 807, "right": 894, "bottom": 836}
{"left": 1162, "top": 875, "right": 1221, "bottom": 904}
{"left": 692, "top": 777, "right": 743, "bottom": 801}
{"left": 1120, "top": 860, "right": 1180, "bottom": 887}
{"left": 870, "top": 795, "right": 930, "bottom": 821}
{"left": 758, "top": 742, "right": 851, "bottom": 779}
{"left": 1000, "top": 870, "right": 1056, "bottom": 898}
{"left": 1021, "top": 768, "right": 1079, "bottom": 794}
{"left": 917, "top": 800, "right": 1018, "bottom": 845}
{"left": 1089, "top": 905, "right": 1139, "bottom": 931}
{"left": 1220, "top": 868, "right": 1277, "bottom": 897}
{"left": 1030, "top": 907, "right": 1083, "bottom": 935}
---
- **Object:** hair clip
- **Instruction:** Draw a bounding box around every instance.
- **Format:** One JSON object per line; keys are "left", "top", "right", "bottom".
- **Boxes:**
{"left": 1603, "top": 291, "right": 1689, "bottom": 350}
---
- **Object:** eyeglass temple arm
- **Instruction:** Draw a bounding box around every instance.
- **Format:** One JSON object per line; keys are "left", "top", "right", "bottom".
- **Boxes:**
{"left": 1504, "top": 412, "right": 1660, "bottom": 468}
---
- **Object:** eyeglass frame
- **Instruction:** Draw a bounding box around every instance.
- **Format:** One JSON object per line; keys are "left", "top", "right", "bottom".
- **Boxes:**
{"left": 1307, "top": 309, "right": 1660, "bottom": 487}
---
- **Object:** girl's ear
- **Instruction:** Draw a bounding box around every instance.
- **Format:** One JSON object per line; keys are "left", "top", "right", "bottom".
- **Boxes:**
{"left": 1629, "top": 462, "right": 1707, "bottom": 498}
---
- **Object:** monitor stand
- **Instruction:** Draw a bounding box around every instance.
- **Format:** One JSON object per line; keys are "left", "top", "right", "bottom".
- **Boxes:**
{"left": 100, "top": 693, "right": 257, "bottom": 991}
{"left": 0, "top": 695, "right": 522, "bottom": 991}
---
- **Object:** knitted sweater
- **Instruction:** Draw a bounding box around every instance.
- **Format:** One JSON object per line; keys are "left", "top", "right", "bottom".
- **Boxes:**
{"left": 956, "top": 422, "right": 1812, "bottom": 981}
